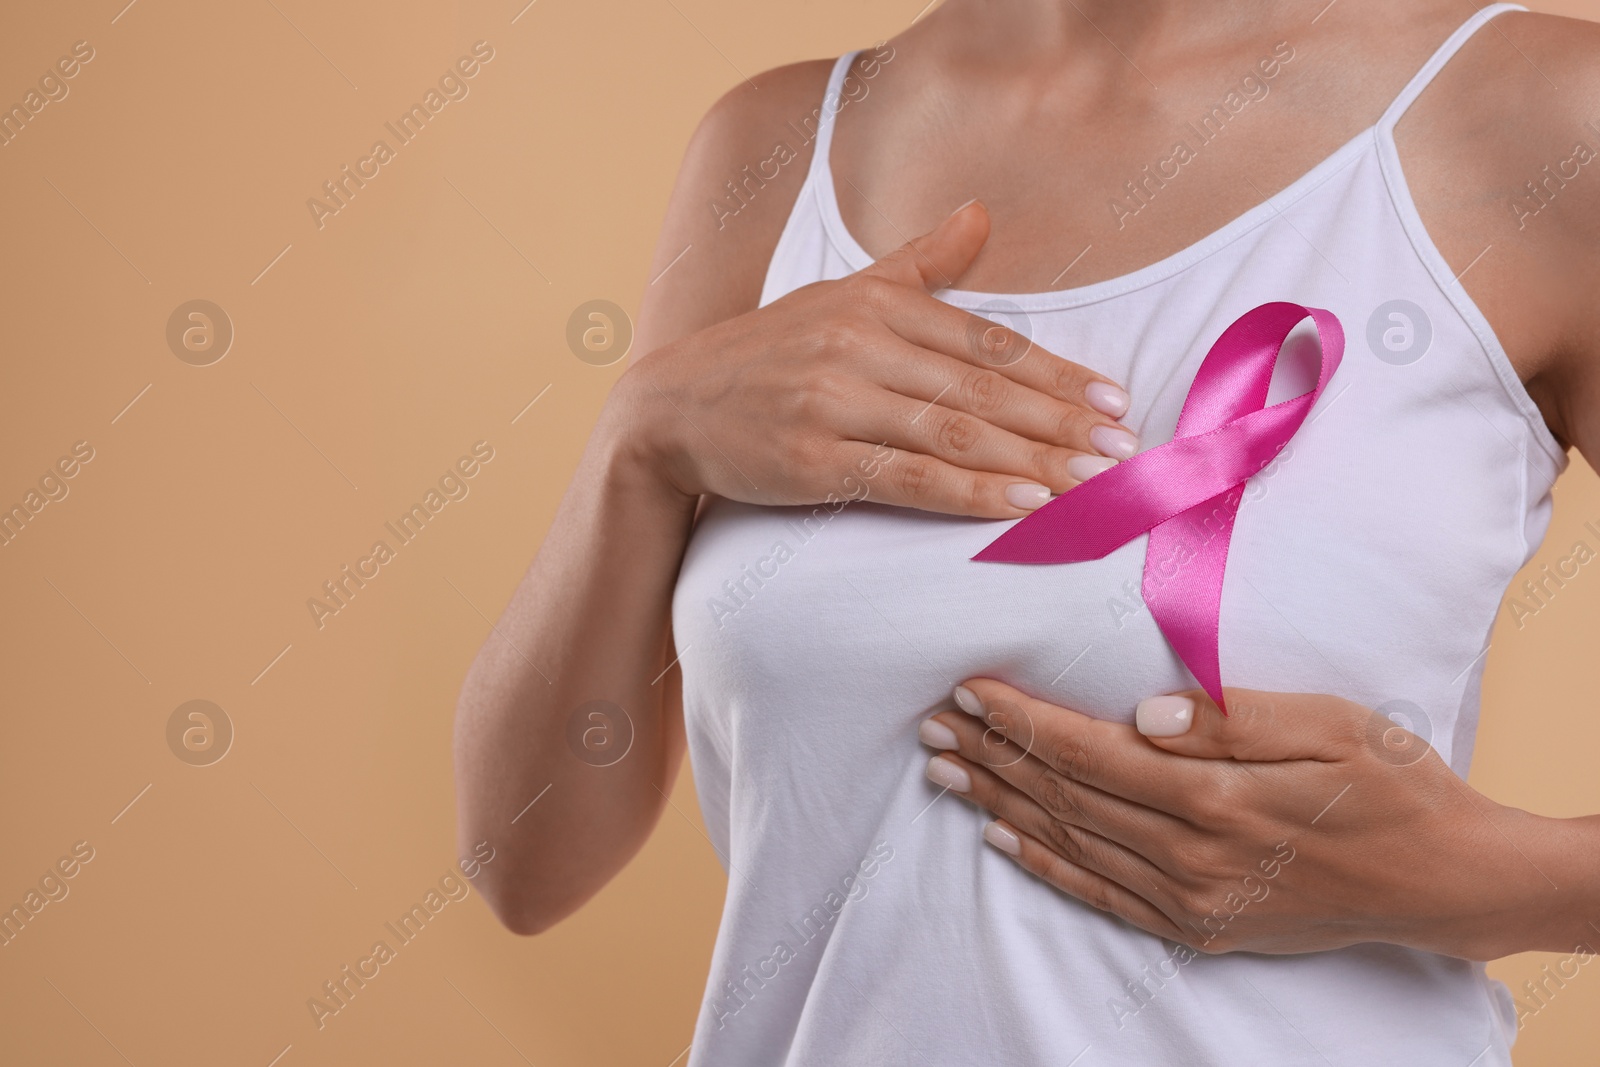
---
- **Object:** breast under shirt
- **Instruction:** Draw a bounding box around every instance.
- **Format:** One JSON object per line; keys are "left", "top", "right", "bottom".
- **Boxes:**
{"left": 672, "top": 6, "right": 1567, "bottom": 1063}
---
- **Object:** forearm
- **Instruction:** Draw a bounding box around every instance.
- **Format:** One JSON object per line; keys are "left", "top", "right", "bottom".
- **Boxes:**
{"left": 452, "top": 398, "right": 698, "bottom": 935}
{"left": 1469, "top": 808, "right": 1600, "bottom": 959}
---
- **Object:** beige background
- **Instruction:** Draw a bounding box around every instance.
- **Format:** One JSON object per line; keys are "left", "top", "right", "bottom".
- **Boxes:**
{"left": 1, "top": 1, "right": 1597, "bottom": 1063}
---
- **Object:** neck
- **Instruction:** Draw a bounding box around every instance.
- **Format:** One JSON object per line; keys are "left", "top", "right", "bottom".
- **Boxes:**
{"left": 922, "top": 0, "right": 1293, "bottom": 68}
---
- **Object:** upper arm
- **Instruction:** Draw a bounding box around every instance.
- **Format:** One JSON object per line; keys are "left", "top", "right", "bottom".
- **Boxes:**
{"left": 1492, "top": 15, "right": 1600, "bottom": 463}
{"left": 1397, "top": 11, "right": 1600, "bottom": 458}
{"left": 629, "top": 57, "right": 835, "bottom": 365}
{"left": 626, "top": 58, "right": 837, "bottom": 767}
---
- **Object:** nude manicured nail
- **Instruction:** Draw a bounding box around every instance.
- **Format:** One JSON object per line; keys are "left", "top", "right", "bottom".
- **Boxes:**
{"left": 926, "top": 756, "right": 971, "bottom": 793}
{"left": 1135, "top": 695, "right": 1196, "bottom": 737}
{"left": 983, "top": 820, "right": 1022, "bottom": 856}
{"left": 950, "top": 196, "right": 979, "bottom": 216}
{"left": 953, "top": 685, "right": 983, "bottom": 717}
{"left": 1005, "top": 482, "right": 1050, "bottom": 510}
{"left": 918, "top": 718, "right": 959, "bottom": 751}
{"left": 1084, "top": 381, "right": 1130, "bottom": 418}
{"left": 1067, "top": 454, "right": 1118, "bottom": 483}
{"left": 1089, "top": 424, "right": 1140, "bottom": 460}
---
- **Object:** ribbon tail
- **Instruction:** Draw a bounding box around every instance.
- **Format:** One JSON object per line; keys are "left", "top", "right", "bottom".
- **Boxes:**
{"left": 1144, "top": 490, "right": 1238, "bottom": 714}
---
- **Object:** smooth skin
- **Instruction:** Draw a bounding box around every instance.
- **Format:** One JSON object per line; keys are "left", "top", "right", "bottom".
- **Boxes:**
{"left": 454, "top": 0, "right": 1600, "bottom": 954}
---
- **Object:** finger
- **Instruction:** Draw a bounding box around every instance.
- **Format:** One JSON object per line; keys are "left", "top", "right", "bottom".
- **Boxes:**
{"left": 1135, "top": 688, "right": 1368, "bottom": 763}
{"left": 855, "top": 197, "right": 989, "bottom": 293}
{"left": 854, "top": 337, "right": 1129, "bottom": 466}
{"left": 827, "top": 440, "right": 1059, "bottom": 519}
{"left": 929, "top": 746, "right": 1188, "bottom": 900}
{"left": 982, "top": 817, "right": 1185, "bottom": 941}
{"left": 953, "top": 678, "right": 1204, "bottom": 812}
{"left": 863, "top": 284, "right": 1135, "bottom": 433}
{"left": 838, "top": 387, "right": 1102, "bottom": 495}
{"left": 925, "top": 709, "right": 1186, "bottom": 862}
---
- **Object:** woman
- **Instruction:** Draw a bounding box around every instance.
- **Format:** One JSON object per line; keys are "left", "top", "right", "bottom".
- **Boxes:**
{"left": 453, "top": 1, "right": 1600, "bottom": 1062}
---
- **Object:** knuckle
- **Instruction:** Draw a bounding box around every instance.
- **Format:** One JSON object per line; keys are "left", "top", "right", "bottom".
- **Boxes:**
{"left": 1081, "top": 881, "right": 1116, "bottom": 915}
{"left": 1203, "top": 767, "right": 1250, "bottom": 819}
{"left": 1034, "top": 771, "right": 1083, "bottom": 824}
{"left": 1052, "top": 404, "right": 1092, "bottom": 446}
{"left": 1170, "top": 882, "right": 1209, "bottom": 919}
{"left": 1169, "top": 840, "right": 1222, "bottom": 882}
{"left": 1228, "top": 694, "right": 1273, "bottom": 738}
{"left": 1180, "top": 788, "right": 1227, "bottom": 829}
{"left": 1050, "top": 359, "right": 1085, "bottom": 400}
{"left": 1045, "top": 735, "right": 1094, "bottom": 782}
{"left": 970, "top": 322, "right": 1027, "bottom": 367}
{"left": 793, "top": 432, "right": 836, "bottom": 471}
{"left": 811, "top": 315, "right": 868, "bottom": 355}
{"left": 848, "top": 273, "right": 899, "bottom": 315}
{"left": 1043, "top": 819, "right": 1085, "bottom": 864}
{"left": 933, "top": 410, "right": 982, "bottom": 456}
{"left": 957, "top": 367, "right": 1004, "bottom": 417}
{"left": 1030, "top": 441, "right": 1065, "bottom": 481}
{"left": 804, "top": 372, "right": 851, "bottom": 412}
{"left": 958, "top": 472, "right": 988, "bottom": 514}
{"left": 876, "top": 247, "right": 916, "bottom": 275}
{"left": 893, "top": 455, "right": 938, "bottom": 498}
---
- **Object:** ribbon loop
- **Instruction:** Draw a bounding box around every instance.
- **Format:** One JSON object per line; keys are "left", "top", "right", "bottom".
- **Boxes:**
{"left": 972, "top": 302, "right": 1344, "bottom": 713}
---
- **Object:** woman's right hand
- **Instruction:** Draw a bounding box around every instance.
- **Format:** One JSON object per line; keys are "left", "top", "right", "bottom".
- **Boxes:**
{"left": 608, "top": 199, "right": 1138, "bottom": 519}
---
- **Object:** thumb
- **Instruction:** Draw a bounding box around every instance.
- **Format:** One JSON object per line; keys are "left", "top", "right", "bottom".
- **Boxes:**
{"left": 1133, "top": 688, "right": 1368, "bottom": 762}
{"left": 857, "top": 197, "right": 989, "bottom": 292}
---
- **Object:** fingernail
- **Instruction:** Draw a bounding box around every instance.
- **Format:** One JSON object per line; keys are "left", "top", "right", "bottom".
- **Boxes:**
{"left": 1089, "top": 425, "right": 1140, "bottom": 460}
{"left": 1084, "top": 381, "right": 1130, "bottom": 418}
{"left": 1135, "top": 695, "right": 1195, "bottom": 737}
{"left": 918, "top": 718, "right": 959, "bottom": 750}
{"left": 953, "top": 685, "right": 983, "bottom": 717}
{"left": 926, "top": 755, "right": 971, "bottom": 793}
{"left": 1066, "top": 454, "right": 1118, "bottom": 483}
{"left": 949, "top": 196, "right": 979, "bottom": 216}
{"left": 1005, "top": 482, "right": 1050, "bottom": 510}
{"left": 983, "top": 820, "right": 1021, "bottom": 856}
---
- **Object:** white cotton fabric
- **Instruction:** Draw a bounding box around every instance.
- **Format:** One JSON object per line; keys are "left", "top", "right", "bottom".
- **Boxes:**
{"left": 672, "top": 6, "right": 1562, "bottom": 1063}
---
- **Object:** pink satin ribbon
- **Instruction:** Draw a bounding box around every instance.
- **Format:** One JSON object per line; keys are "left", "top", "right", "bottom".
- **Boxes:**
{"left": 972, "top": 302, "right": 1345, "bottom": 714}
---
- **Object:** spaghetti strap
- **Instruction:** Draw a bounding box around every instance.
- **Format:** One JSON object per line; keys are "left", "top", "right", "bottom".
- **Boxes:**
{"left": 804, "top": 50, "right": 864, "bottom": 185}
{"left": 1376, "top": 3, "right": 1528, "bottom": 133}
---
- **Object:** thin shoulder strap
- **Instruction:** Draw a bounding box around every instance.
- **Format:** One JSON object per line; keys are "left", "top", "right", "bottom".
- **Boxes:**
{"left": 805, "top": 50, "right": 864, "bottom": 184}
{"left": 1377, "top": 3, "right": 1528, "bottom": 133}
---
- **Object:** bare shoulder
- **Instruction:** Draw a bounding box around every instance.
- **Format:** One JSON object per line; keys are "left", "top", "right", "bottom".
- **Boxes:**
{"left": 1396, "top": 9, "right": 1600, "bottom": 433}
{"left": 1468, "top": 12, "right": 1600, "bottom": 447}
{"left": 1400, "top": 10, "right": 1600, "bottom": 252}
{"left": 1481, "top": 11, "right": 1600, "bottom": 237}
{"left": 631, "top": 57, "right": 838, "bottom": 360}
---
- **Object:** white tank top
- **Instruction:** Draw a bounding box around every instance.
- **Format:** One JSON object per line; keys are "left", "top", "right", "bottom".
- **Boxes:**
{"left": 672, "top": 6, "right": 1565, "bottom": 1063}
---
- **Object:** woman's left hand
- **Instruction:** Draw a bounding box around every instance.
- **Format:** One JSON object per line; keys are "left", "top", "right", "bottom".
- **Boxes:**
{"left": 919, "top": 679, "right": 1593, "bottom": 960}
